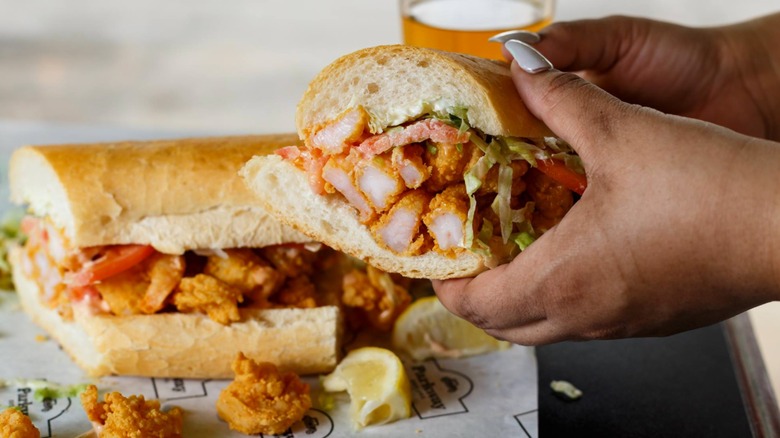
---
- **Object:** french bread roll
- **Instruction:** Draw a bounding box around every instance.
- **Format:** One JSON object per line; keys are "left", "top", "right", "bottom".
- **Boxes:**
{"left": 243, "top": 45, "right": 565, "bottom": 279}
{"left": 11, "top": 246, "right": 342, "bottom": 378}
{"left": 10, "top": 135, "right": 310, "bottom": 254}
{"left": 296, "top": 44, "right": 552, "bottom": 138}
{"left": 9, "top": 134, "right": 345, "bottom": 377}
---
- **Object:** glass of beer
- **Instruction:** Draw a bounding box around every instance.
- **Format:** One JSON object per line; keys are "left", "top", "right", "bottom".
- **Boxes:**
{"left": 401, "top": 0, "right": 555, "bottom": 60}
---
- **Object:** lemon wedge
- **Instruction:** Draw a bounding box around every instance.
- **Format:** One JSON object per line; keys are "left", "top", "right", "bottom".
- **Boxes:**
{"left": 392, "top": 296, "right": 511, "bottom": 361}
{"left": 321, "top": 347, "right": 411, "bottom": 429}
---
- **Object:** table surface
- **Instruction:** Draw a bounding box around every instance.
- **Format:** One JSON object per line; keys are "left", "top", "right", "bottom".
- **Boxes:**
{"left": 538, "top": 315, "right": 779, "bottom": 437}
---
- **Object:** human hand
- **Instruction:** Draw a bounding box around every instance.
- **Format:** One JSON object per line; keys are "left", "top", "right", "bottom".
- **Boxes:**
{"left": 499, "top": 14, "right": 780, "bottom": 141}
{"left": 433, "top": 42, "right": 780, "bottom": 345}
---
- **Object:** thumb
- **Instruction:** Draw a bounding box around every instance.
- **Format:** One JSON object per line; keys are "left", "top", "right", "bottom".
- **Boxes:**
{"left": 505, "top": 40, "right": 640, "bottom": 164}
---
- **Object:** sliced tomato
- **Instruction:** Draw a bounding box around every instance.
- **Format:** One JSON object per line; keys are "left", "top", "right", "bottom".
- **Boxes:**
{"left": 536, "top": 159, "right": 587, "bottom": 195}
{"left": 69, "top": 244, "right": 155, "bottom": 287}
{"left": 20, "top": 216, "right": 40, "bottom": 235}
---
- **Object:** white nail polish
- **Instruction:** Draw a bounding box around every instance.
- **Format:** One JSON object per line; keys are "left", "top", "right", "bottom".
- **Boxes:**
{"left": 488, "top": 30, "right": 541, "bottom": 44}
{"left": 505, "top": 40, "right": 553, "bottom": 74}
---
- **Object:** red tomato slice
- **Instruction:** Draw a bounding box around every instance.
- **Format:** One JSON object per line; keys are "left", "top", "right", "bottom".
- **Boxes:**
{"left": 70, "top": 245, "right": 155, "bottom": 287}
{"left": 20, "top": 216, "right": 40, "bottom": 235}
{"left": 536, "top": 159, "right": 587, "bottom": 195}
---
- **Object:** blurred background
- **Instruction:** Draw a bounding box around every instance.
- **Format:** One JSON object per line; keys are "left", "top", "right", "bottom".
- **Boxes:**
{"left": 0, "top": 0, "right": 777, "bottom": 134}
{"left": 1, "top": 0, "right": 778, "bottom": 400}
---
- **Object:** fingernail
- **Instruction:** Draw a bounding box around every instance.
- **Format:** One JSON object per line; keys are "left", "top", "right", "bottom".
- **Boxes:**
{"left": 488, "top": 30, "right": 541, "bottom": 44}
{"left": 505, "top": 40, "right": 553, "bottom": 74}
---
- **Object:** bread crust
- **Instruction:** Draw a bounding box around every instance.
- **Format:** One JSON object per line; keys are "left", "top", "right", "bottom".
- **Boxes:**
{"left": 9, "top": 135, "right": 310, "bottom": 253}
{"left": 241, "top": 156, "right": 490, "bottom": 279}
{"left": 296, "top": 45, "right": 553, "bottom": 138}
{"left": 11, "top": 247, "right": 342, "bottom": 378}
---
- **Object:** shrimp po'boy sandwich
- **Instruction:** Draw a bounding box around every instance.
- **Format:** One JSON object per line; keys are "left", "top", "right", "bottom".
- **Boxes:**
{"left": 9, "top": 135, "right": 345, "bottom": 378}
{"left": 241, "top": 45, "right": 586, "bottom": 279}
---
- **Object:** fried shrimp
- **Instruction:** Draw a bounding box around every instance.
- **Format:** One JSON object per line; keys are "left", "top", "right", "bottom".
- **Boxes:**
{"left": 371, "top": 189, "right": 431, "bottom": 256}
{"left": 217, "top": 353, "right": 311, "bottom": 435}
{"left": 0, "top": 408, "right": 40, "bottom": 438}
{"left": 172, "top": 274, "right": 243, "bottom": 325}
{"left": 80, "top": 385, "right": 183, "bottom": 438}
{"left": 204, "top": 249, "right": 283, "bottom": 302}
{"left": 342, "top": 265, "right": 412, "bottom": 331}
{"left": 526, "top": 169, "right": 574, "bottom": 232}
{"left": 424, "top": 184, "right": 470, "bottom": 254}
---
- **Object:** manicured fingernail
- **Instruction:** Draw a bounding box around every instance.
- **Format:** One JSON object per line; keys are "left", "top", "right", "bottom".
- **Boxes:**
{"left": 505, "top": 40, "right": 553, "bottom": 74}
{"left": 488, "top": 30, "right": 541, "bottom": 44}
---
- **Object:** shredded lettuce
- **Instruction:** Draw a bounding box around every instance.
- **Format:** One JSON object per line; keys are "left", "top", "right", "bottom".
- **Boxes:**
{"left": 512, "top": 232, "right": 537, "bottom": 251}
{"left": 0, "top": 379, "right": 89, "bottom": 400}
{"left": 425, "top": 141, "right": 438, "bottom": 156}
{"left": 500, "top": 137, "right": 546, "bottom": 166}
{"left": 464, "top": 195, "right": 479, "bottom": 249}
{"left": 491, "top": 163, "right": 514, "bottom": 243}
{"left": 430, "top": 110, "right": 582, "bottom": 257}
{"left": 447, "top": 106, "right": 471, "bottom": 134}
{"left": 551, "top": 151, "right": 585, "bottom": 175}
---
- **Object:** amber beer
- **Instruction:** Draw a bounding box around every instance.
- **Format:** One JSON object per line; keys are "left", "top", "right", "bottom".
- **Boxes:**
{"left": 401, "top": 0, "right": 555, "bottom": 60}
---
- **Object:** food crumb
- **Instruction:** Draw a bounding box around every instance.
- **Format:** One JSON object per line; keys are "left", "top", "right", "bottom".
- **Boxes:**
{"left": 550, "top": 380, "right": 583, "bottom": 401}
{"left": 34, "top": 334, "right": 48, "bottom": 342}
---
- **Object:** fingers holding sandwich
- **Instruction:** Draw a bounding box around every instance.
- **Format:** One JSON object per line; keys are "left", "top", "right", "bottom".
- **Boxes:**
{"left": 505, "top": 39, "right": 658, "bottom": 172}
{"left": 436, "top": 39, "right": 780, "bottom": 345}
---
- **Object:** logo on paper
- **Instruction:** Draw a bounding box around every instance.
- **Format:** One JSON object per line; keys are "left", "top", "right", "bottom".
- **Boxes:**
{"left": 1, "top": 385, "right": 74, "bottom": 438}
{"left": 151, "top": 378, "right": 210, "bottom": 401}
{"left": 260, "top": 408, "right": 334, "bottom": 438}
{"left": 407, "top": 360, "right": 474, "bottom": 419}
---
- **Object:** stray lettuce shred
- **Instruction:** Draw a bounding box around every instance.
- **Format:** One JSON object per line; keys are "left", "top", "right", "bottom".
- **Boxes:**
{"left": 0, "top": 379, "right": 89, "bottom": 400}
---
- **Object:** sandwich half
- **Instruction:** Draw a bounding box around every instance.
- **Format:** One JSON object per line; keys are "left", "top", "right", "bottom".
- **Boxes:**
{"left": 241, "top": 45, "right": 586, "bottom": 279}
{"left": 9, "top": 134, "right": 343, "bottom": 378}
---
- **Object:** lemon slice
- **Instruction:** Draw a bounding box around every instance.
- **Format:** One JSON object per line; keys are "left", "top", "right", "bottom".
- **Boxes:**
{"left": 392, "top": 296, "right": 510, "bottom": 361}
{"left": 321, "top": 347, "right": 411, "bottom": 429}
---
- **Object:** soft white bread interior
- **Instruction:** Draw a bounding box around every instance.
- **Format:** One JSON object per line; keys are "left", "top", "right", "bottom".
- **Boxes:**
{"left": 296, "top": 44, "right": 552, "bottom": 138}
{"left": 11, "top": 246, "right": 342, "bottom": 378}
{"left": 241, "top": 156, "right": 488, "bottom": 279}
{"left": 9, "top": 135, "right": 310, "bottom": 253}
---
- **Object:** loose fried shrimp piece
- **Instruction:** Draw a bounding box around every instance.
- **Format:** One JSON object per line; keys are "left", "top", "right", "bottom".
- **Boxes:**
{"left": 260, "top": 245, "right": 317, "bottom": 278}
{"left": 80, "top": 385, "right": 183, "bottom": 438}
{"left": 341, "top": 265, "right": 412, "bottom": 331}
{"left": 424, "top": 141, "right": 480, "bottom": 192}
{"left": 139, "top": 254, "right": 185, "bottom": 314}
{"left": 274, "top": 276, "right": 317, "bottom": 309}
{"left": 204, "top": 249, "right": 283, "bottom": 303}
{"left": 391, "top": 144, "right": 430, "bottom": 189}
{"left": 424, "top": 184, "right": 470, "bottom": 254}
{"left": 525, "top": 169, "right": 574, "bottom": 232}
{"left": 173, "top": 274, "right": 243, "bottom": 325}
{"left": 371, "top": 189, "right": 431, "bottom": 256}
{"left": 0, "top": 408, "right": 40, "bottom": 438}
{"left": 217, "top": 353, "right": 311, "bottom": 436}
